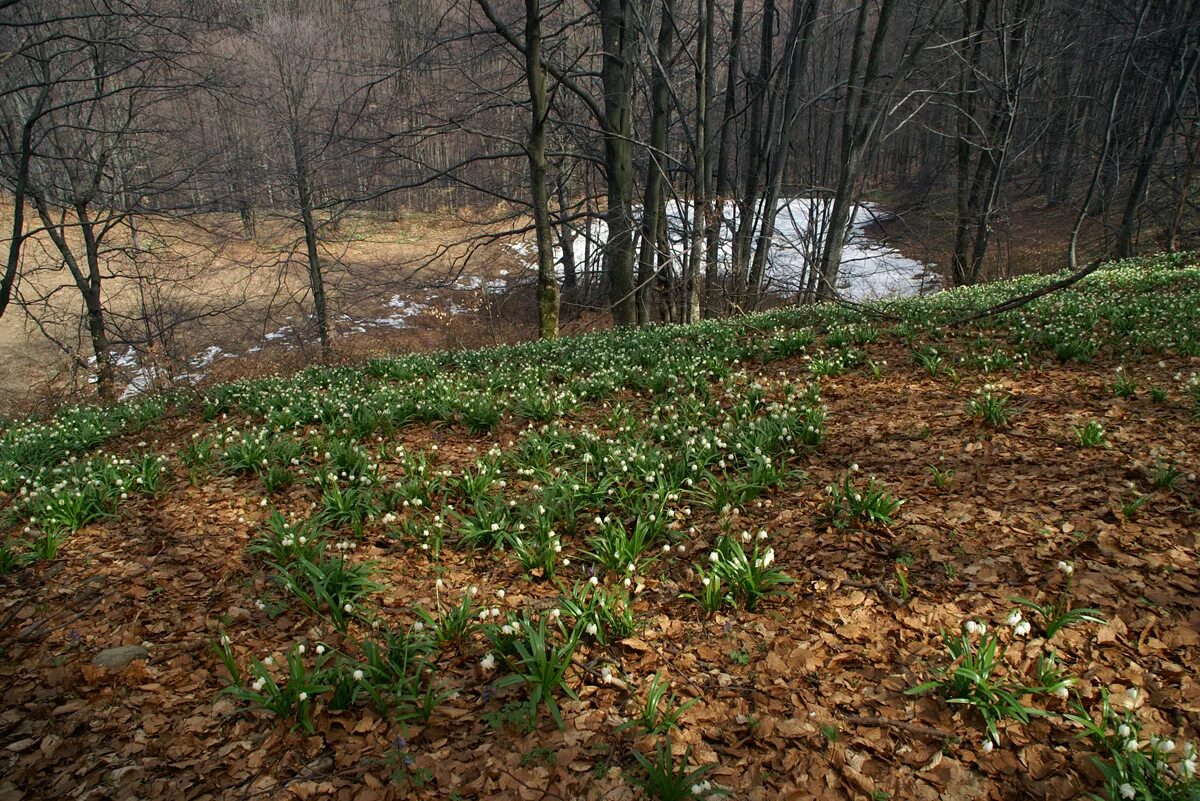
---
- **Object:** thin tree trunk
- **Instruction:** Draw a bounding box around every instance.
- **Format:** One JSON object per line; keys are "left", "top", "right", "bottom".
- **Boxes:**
{"left": 1114, "top": 39, "right": 1200, "bottom": 258}
{"left": 555, "top": 174, "right": 577, "bottom": 288}
{"left": 686, "top": 0, "right": 709, "bottom": 323}
{"left": 637, "top": 0, "right": 676, "bottom": 325}
{"left": 1167, "top": 123, "right": 1198, "bottom": 251}
{"left": 705, "top": 0, "right": 743, "bottom": 317}
{"left": 1068, "top": 0, "right": 1148, "bottom": 269}
{"left": 290, "top": 126, "right": 330, "bottom": 358}
{"left": 747, "top": 0, "right": 820, "bottom": 308}
{"left": 524, "top": 0, "right": 559, "bottom": 338}
{"left": 730, "top": 0, "right": 776, "bottom": 308}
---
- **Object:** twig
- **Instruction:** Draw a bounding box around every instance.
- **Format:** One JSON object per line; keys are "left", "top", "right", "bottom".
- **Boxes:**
{"left": 808, "top": 565, "right": 903, "bottom": 608}
{"left": 947, "top": 257, "right": 1106, "bottom": 326}
{"left": 841, "top": 714, "right": 954, "bottom": 740}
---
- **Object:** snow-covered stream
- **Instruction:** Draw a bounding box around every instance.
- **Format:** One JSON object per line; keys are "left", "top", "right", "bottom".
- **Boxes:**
{"left": 107, "top": 197, "right": 929, "bottom": 399}
{"left": 514, "top": 197, "right": 936, "bottom": 301}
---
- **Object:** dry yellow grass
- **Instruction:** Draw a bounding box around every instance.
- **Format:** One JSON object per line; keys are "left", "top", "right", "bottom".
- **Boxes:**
{"left": 0, "top": 203, "right": 532, "bottom": 412}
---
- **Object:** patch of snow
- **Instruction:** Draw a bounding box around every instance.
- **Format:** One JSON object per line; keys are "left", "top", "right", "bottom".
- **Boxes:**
{"left": 514, "top": 197, "right": 936, "bottom": 301}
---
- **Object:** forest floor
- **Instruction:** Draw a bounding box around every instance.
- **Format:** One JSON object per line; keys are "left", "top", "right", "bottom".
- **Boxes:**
{"left": 0, "top": 256, "right": 1198, "bottom": 801}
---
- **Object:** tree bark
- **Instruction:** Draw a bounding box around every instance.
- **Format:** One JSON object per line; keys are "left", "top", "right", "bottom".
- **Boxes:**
{"left": 1114, "top": 28, "right": 1200, "bottom": 258}
{"left": 290, "top": 123, "right": 330, "bottom": 359}
{"left": 524, "top": 0, "right": 559, "bottom": 338}
{"left": 636, "top": 0, "right": 676, "bottom": 325}
{"left": 599, "top": 0, "right": 638, "bottom": 327}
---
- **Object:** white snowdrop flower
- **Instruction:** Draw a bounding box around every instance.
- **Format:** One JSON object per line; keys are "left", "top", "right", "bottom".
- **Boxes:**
{"left": 1118, "top": 724, "right": 1132, "bottom": 738}
{"left": 758, "top": 530, "right": 768, "bottom": 540}
{"left": 701, "top": 576, "right": 711, "bottom": 587}
{"left": 601, "top": 666, "right": 613, "bottom": 684}
{"left": 298, "top": 692, "right": 308, "bottom": 702}
{"left": 263, "top": 656, "right": 274, "bottom": 666}
{"left": 481, "top": 653, "right": 496, "bottom": 671}
{"left": 677, "top": 544, "right": 686, "bottom": 553}
{"left": 469, "top": 585, "right": 479, "bottom": 596}
{"left": 343, "top": 603, "right": 353, "bottom": 612}
{"left": 1055, "top": 687, "right": 1069, "bottom": 699}
{"left": 1125, "top": 739, "right": 1140, "bottom": 752}
{"left": 663, "top": 544, "right": 671, "bottom": 553}
{"left": 1119, "top": 784, "right": 1135, "bottom": 799}
{"left": 353, "top": 669, "right": 364, "bottom": 681}
{"left": 413, "top": 621, "right": 425, "bottom": 632}
{"left": 315, "top": 645, "right": 325, "bottom": 655}
{"left": 965, "top": 621, "right": 980, "bottom": 636}
{"left": 297, "top": 644, "right": 306, "bottom": 654}
{"left": 549, "top": 608, "right": 561, "bottom": 620}
{"left": 1157, "top": 739, "right": 1176, "bottom": 754}
{"left": 490, "top": 607, "right": 501, "bottom": 618}
{"left": 1006, "top": 610, "right": 1022, "bottom": 627}
{"left": 1057, "top": 560, "right": 1074, "bottom": 576}
{"left": 1125, "top": 687, "right": 1139, "bottom": 708}
{"left": 982, "top": 740, "right": 994, "bottom": 753}
{"left": 435, "top": 578, "right": 445, "bottom": 590}
{"left": 1014, "top": 621, "right": 1031, "bottom": 637}
{"left": 709, "top": 551, "right": 720, "bottom": 563}
{"left": 496, "top": 589, "right": 505, "bottom": 599}
{"left": 589, "top": 576, "right": 599, "bottom": 586}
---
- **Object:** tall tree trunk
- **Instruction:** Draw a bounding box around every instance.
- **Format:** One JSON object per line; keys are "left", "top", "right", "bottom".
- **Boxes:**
{"left": 1068, "top": 0, "right": 1149, "bottom": 269}
{"left": 686, "top": 0, "right": 709, "bottom": 323}
{"left": 291, "top": 127, "right": 330, "bottom": 359}
{"left": 705, "top": 0, "right": 744, "bottom": 317}
{"left": 637, "top": 0, "right": 676, "bottom": 325}
{"left": 599, "top": 0, "right": 638, "bottom": 327}
{"left": 950, "top": 0, "right": 989, "bottom": 286}
{"left": 0, "top": 82, "right": 48, "bottom": 320}
{"left": 1114, "top": 35, "right": 1200, "bottom": 258}
{"left": 747, "top": 0, "right": 820, "bottom": 308}
{"left": 817, "top": 0, "right": 884, "bottom": 299}
{"left": 524, "top": 0, "right": 559, "bottom": 338}
{"left": 730, "top": 0, "right": 776, "bottom": 308}
{"left": 1166, "top": 122, "right": 1198, "bottom": 251}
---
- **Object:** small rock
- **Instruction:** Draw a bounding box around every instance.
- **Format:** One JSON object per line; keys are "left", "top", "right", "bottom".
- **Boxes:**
{"left": 91, "top": 645, "right": 149, "bottom": 670}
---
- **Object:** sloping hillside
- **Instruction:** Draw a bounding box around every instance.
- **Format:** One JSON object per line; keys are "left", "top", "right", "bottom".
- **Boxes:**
{"left": 1, "top": 254, "right": 1198, "bottom": 801}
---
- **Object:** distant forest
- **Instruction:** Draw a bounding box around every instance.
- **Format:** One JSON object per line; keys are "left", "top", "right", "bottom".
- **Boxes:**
{"left": 1, "top": 0, "right": 1197, "bottom": 395}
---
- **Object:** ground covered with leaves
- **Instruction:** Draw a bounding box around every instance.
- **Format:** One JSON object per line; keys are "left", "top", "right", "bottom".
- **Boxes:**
{"left": 2, "top": 254, "right": 1199, "bottom": 801}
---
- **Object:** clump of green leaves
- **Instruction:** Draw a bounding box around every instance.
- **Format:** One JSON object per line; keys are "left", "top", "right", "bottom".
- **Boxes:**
{"left": 1073, "top": 420, "right": 1107, "bottom": 447}
{"left": 684, "top": 532, "right": 791, "bottom": 612}
{"left": 216, "top": 638, "right": 333, "bottom": 733}
{"left": 617, "top": 672, "right": 696, "bottom": 737}
{"left": 1065, "top": 689, "right": 1199, "bottom": 801}
{"left": 484, "top": 612, "right": 581, "bottom": 729}
{"left": 820, "top": 473, "right": 904, "bottom": 529}
{"left": 966, "top": 385, "right": 1013, "bottom": 428}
